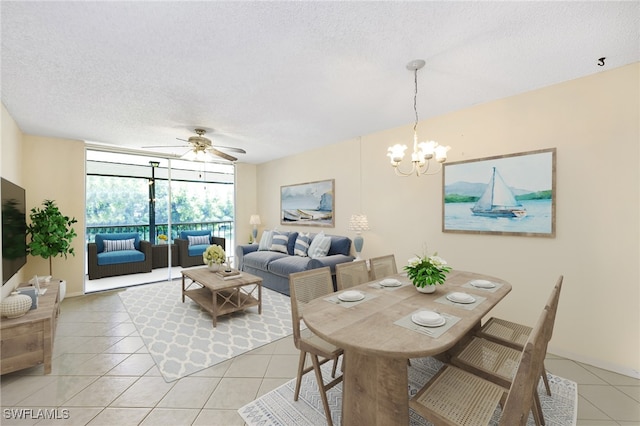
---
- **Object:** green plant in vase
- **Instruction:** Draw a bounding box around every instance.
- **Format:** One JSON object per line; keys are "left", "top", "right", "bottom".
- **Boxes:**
{"left": 404, "top": 252, "right": 451, "bottom": 291}
{"left": 26, "top": 200, "right": 78, "bottom": 277}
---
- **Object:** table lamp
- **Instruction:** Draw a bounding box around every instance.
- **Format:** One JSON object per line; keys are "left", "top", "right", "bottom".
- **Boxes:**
{"left": 348, "top": 214, "right": 369, "bottom": 260}
{"left": 250, "top": 215, "right": 261, "bottom": 241}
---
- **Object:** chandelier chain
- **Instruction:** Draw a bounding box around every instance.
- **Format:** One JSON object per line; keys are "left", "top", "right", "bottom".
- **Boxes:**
{"left": 413, "top": 69, "right": 419, "bottom": 134}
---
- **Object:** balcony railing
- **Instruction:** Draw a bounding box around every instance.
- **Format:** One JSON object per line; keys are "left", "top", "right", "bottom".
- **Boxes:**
{"left": 86, "top": 221, "right": 234, "bottom": 246}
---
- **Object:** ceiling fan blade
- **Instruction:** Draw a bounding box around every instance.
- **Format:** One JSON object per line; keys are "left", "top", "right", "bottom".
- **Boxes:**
{"left": 143, "top": 144, "right": 188, "bottom": 148}
{"left": 176, "top": 137, "right": 189, "bottom": 142}
{"left": 215, "top": 145, "right": 246, "bottom": 154}
{"left": 208, "top": 148, "right": 237, "bottom": 162}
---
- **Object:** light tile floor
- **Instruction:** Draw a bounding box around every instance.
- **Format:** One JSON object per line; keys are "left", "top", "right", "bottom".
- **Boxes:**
{"left": 1, "top": 287, "right": 638, "bottom": 426}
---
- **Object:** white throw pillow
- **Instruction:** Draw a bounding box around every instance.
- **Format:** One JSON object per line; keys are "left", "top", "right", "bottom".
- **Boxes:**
{"left": 103, "top": 238, "right": 135, "bottom": 252}
{"left": 258, "top": 230, "right": 273, "bottom": 251}
{"left": 270, "top": 231, "right": 289, "bottom": 254}
{"left": 187, "top": 235, "right": 210, "bottom": 246}
{"left": 308, "top": 234, "right": 331, "bottom": 258}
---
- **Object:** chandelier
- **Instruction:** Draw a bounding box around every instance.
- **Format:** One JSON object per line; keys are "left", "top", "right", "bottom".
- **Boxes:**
{"left": 387, "top": 60, "right": 450, "bottom": 176}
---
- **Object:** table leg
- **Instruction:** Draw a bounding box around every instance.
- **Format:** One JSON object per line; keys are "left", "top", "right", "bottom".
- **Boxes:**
{"left": 342, "top": 350, "right": 409, "bottom": 425}
{"left": 212, "top": 289, "right": 217, "bottom": 327}
{"left": 258, "top": 284, "right": 262, "bottom": 314}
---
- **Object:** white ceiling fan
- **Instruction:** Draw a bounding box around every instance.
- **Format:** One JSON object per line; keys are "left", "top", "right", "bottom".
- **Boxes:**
{"left": 146, "top": 128, "right": 246, "bottom": 162}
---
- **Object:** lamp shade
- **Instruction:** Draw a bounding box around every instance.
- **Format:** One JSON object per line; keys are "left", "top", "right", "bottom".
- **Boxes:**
{"left": 348, "top": 214, "right": 370, "bottom": 232}
{"left": 249, "top": 215, "right": 261, "bottom": 225}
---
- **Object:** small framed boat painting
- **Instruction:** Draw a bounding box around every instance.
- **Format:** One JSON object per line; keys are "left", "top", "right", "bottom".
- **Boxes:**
{"left": 281, "top": 179, "right": 335, "bottom": 227}
{"left": 442, "top": 148, "right": 556, "bottom": 237}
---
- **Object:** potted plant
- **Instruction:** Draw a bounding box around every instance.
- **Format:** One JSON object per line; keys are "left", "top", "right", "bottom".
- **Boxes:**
{"left": 404, "top": 252, "right": 451, "bottom": 293}
{"left": 26, "top": 200, "right": 78, "bottom": 277}
{"left": 202, "top": 244, "right": 226, "bottom": 271}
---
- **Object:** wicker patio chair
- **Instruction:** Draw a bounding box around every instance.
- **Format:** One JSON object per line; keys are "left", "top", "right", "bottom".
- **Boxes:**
{"left": 289, "top": 267, "right": 343, "bottom": 426}
{"left": 335, "top": 259, "right": 369, "bottom": 290}
{"left": 175, "top": 234, "right": 225, "bottom": 268}
{"left": 87, "top": 233, "right": 152, "bottom": 280}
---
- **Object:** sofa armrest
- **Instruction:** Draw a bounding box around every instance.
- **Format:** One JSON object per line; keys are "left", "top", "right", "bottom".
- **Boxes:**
{"left": 235, "top": 244, "right": 259, "bottom": 270}
{"left": 308, "top": 254, "right": 355, "bottom": 274}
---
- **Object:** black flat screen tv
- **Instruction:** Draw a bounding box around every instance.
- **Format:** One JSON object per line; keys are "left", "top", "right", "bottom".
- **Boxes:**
{"left": 2, "top": 178, "right": 27, "bottom": 285}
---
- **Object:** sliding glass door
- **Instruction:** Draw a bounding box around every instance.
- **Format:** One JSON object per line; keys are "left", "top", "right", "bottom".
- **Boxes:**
{"left": 85, "top": 150, "right": 235, "bottom": 292}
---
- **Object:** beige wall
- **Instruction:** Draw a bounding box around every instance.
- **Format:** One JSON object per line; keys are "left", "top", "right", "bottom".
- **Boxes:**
{"left": 234, "top": 162, "right": 258, "bottom": 248}
{"left": 255, "top": 63, "right": 640, "bottom": 377}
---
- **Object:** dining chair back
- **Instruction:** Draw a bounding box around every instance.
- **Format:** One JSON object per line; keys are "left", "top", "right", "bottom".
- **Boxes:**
{"left": 289, "top": 267, "right": 343, "bottom": 426}
{"left": 335, "top": 260, "right": 369, "bottom": 290}
{"left": 369, "top": 254, "right": 397, "bottom": 280}
{"left": 477, "top": 275, "right": 563, "bottom": 396}
{"left": 409, "top": 307, "right": 549, "bottom": 426}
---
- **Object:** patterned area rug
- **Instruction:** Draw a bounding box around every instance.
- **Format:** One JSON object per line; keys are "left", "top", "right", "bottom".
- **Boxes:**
{"left": 119, "top": 280, "right": 292, "bottom": 382}
{"left": 239, "top": 357, "right": 577, "bottom": 426}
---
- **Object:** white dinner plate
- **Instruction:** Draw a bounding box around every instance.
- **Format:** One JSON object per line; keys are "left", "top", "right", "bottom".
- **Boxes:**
{"left": 411, "top": 312, "right": 446, "bottom": 327}
{"left": 379, "top": 278, "right": 402, "bottom": 287}
{"left": 338, "top": 291, "right": 365, "bottom": 302}
{"left": 470, "top": 279, "right": 496, "bottom": 289}
{"left": 447, "top": 292, "right": 476, "bottom": 304}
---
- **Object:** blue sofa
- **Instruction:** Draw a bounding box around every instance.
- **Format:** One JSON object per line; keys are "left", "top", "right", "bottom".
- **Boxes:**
{"left": 175, "top": 230, "right": 226, "bottom": 268}
{"left": 236, "top": 232, "right": 354, "bottom": 296}
{"left": 88, "top": 233, "right": 152, "bottom": 279}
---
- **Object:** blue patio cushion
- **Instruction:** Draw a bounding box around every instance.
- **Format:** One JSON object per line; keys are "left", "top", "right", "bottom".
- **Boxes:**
{"left": 268, "top": 256, "right": 312, "bottom": 277}
{"left": 180, "top": 230, "right": 211, "bottom": 240}
{"left": 243, "top": 251, "right": 289, "bottom": 270}
{"left": 95, "top": 233, "right": 141, "bottom": 253}
{"left": 187, "top": 244, "right": 209, "bottom": 258}
{"left": 97, "top": 250, "right": 145, "bottom": 266}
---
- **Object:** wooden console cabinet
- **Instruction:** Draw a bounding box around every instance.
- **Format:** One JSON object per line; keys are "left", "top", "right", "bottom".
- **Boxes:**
{"left": 1, "top": 281, "right": 60, "bottom": 375}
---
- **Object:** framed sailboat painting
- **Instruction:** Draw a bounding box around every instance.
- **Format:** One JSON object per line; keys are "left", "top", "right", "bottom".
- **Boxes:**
{"left": 442, "top": 148, "right": 556, "bottom": 237}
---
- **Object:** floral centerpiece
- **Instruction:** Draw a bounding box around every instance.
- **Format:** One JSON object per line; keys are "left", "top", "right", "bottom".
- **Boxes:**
{"left": 203, "top": 244, "right": 226, "bottom": 268}
{"left": 404, "top": 252, "right": 451, "bottom": 292}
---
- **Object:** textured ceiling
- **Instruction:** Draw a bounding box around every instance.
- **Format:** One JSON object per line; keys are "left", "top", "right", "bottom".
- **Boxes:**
{"left": 1, "top": 1, "right": 638, "bottom": 164}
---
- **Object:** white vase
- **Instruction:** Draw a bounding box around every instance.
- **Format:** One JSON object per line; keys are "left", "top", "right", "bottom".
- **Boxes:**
{"left": 1, "top": 291, "right": 33, "bottom": 318}
{"left": 207, "top": 263, "right": 221, "bottom": 272}
{"left": 415, "top": 285, "right": 437, "bottom": 294}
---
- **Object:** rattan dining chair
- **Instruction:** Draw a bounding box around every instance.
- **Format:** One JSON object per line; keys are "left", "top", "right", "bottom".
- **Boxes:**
{"left": 475, "top": 275, "right": 563, "bottom": 396}
{"left": 449, "top": 276, "right": 563, "bottom": 426}
{"left": 335, "top": 259, "right": 370, "bottom": 290}
{"left": 369, "top": 254, "right": 397, "bottom": 280}
{"left": 289, "top": 267, "right": 343, "bottom": 426}
{"left": 410, "top": 302, "right": 550, "bottom": 426}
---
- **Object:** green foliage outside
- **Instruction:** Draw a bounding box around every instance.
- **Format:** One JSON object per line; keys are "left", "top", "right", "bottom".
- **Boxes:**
{"left": 86, "top": 176, "right": 234, "bottom": 226}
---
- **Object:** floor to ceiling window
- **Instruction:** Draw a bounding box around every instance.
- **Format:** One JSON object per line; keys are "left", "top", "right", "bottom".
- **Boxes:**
{"left": 85, "top": 149, "right": 235, "bottom": 292}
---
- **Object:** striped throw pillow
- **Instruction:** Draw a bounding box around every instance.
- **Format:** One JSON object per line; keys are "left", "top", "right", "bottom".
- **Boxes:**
{"left": 294, "top": 233, "right": 312, "bottom": 257}
{"left": 308, "top": 236, "right": 332, "bottom": 259}
{"left": 270, "top": 231, "right": 289, "bottom": 254}
{"left": 103, "top": 238, "right": 135, "bottom": 252}
{"left": 187, "top": 235, "right": 210, "bottom": 246}
{"left": 258, "top": 230, "right": 273, "bottom": 251}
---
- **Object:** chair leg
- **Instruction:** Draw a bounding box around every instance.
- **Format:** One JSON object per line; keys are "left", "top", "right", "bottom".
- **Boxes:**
{"left": 533, "top": 391, "right": 545, "bottom": 426}
{"left": 541, "top": 364, "right": 552, "bottom": 396}
{"left": 294, "top": 350, "right": 307, "bottom": 401}
{"left": 311, "top": 353, "right": 334, "bottom": 426}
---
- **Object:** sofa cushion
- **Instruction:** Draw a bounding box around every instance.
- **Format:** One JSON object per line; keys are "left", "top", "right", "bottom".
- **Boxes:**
{"left": 97, "top": 250, "right": 145, "bottom": 266}
{"left": 243, "top": 250, "right": 289, "bottom": 270}
{"left": 268, "top": 256, "right": 312, "bottom": 277}
{"left": 287, "top": 232, "right": 299, "bottom": 255}
{"left": 294, "top": 232, "right": 312, "bottom": 257}
{"left": 95, "top": 233, "right": 141, "bottom": 253}
{"left": 103, "top": 238, "right": 135, "bottom": 252}
{"left": 179, "top": 230, "right": 211, "bottom": 240}
{"left": 188, "top": 235, "right": 210, "bottom": 246}
{"left": 327, "top": 235, "right": 352, "bottom": 256}
{"left": 187, "top": 244, "right": 209, "bottom": 258}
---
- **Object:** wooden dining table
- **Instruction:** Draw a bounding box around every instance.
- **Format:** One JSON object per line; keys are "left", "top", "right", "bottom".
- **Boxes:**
{"left": 302, "top": 269, "right": 512, "bottom": 425}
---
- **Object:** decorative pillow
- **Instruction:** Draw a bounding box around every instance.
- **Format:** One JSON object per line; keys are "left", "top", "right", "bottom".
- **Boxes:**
{"left": 103, "top": 238, "right": 135, "bottom": 252}
{"left": 307, "top": 232, "right": 325, "bottom": 256}
{"left": 294, "top": 232, "right": 312, "bottom": 257}
{"left": 309, "top": 236, "right": 332, "bottom": 258}
{"left": 188, "top": 235, "right": 210, "bottom": 246}
{"left": 258, "top": 230, "right": 273, "bottom": 251}
{"left": 270, "top": 231, "right": 289, "bottom": 254}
